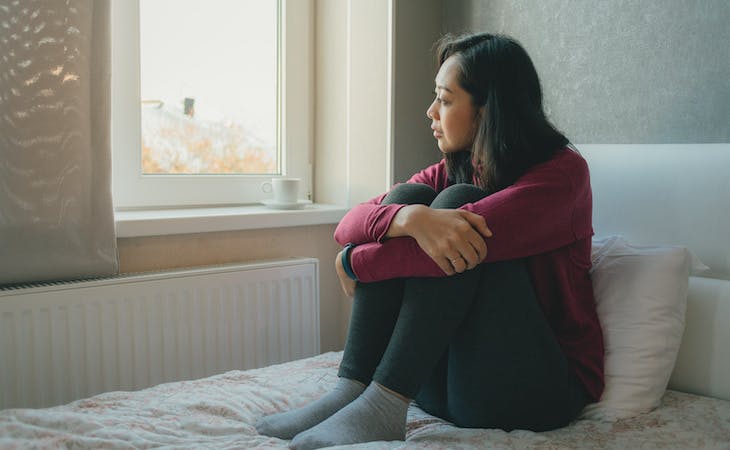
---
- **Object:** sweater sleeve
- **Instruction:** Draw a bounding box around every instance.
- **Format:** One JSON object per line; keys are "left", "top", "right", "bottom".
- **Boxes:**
{"left": 349, "top": 150, "right": 593, "bottom": 282}
{"left": 333, "top": 161, "right": 445, "bottom": 245}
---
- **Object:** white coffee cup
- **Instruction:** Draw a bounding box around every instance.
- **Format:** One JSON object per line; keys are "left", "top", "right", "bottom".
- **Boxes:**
{"left": 262, "top": 177, "right": 300, "bottom": 204}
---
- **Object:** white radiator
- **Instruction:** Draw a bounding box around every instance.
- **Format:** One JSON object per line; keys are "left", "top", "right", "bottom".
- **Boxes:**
{"left": 0, "top": 258, "right": 320, "bottom": 409}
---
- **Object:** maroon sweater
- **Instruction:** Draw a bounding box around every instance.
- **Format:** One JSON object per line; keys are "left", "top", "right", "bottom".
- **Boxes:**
{"left": 334, "top": 148, "right": 605, "bottom": 401}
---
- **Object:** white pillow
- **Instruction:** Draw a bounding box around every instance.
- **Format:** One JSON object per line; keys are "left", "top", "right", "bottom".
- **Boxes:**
{"left": 581, "top": 235, "right": 708, "bottom": 421}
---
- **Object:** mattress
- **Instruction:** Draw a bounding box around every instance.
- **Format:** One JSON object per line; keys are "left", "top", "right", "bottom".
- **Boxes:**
{"left": 1, "top": 351, "right": 729, "bottom": 449}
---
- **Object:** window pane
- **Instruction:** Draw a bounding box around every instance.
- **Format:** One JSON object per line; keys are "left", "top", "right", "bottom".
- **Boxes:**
{"left": 139, "top": 0, "right": 278, "bottom": 175}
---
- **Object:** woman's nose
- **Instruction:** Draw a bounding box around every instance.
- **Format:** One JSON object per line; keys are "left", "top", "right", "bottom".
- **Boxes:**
{"left": 426, "top": 101, "right": 437, "bottom": 120}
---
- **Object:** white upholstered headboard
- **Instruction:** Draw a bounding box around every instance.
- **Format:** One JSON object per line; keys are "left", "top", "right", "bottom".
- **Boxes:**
{"left": 581, "top": 144, "right": 730, "bottom": 400}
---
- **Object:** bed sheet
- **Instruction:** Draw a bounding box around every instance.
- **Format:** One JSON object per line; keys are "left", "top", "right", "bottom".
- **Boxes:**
{"left": 1, "top": 351, "right": 729, "bottom": 449}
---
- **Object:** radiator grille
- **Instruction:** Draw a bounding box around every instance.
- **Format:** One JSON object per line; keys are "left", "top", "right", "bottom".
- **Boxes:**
{"left": 0, "top": 259, "right": 320, "bottom": 409}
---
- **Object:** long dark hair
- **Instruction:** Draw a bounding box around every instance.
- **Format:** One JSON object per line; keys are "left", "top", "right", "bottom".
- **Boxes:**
{"left": 436, "top": 33, "right": 569, "bottom": 192}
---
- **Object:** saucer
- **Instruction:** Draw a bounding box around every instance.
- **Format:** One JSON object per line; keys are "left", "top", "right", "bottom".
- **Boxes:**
{"left": 261, "top": 199, "right": 312, "bottom": 210}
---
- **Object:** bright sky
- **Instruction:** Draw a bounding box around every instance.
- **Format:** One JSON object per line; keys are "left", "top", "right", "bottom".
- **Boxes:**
{"left": 140, "top": 0, "right": 277, "bottom": 145}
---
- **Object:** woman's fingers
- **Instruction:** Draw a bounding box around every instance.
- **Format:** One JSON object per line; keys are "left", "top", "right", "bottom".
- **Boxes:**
{"left": 450, "top": 220, "right": 487, "bottom": 267}
{"left": 450, "top": 211, "right": 488, "bottom": 262}
{"left": 448, "top": 255, "right": 468, "bottom": 273}
{"left": 334, "top": 250, "right": 357, "bottom": 297}
{"left": 453, "top": 243, "right": 479, "bottom": 270}
{"left": 449, "top": 235, "right": 481, "bottom": 272}
{"left": 462, "top": 210, "right": 492, "bottom": 237}
{"left": 436, "top": 255, "right": 456, "bottom": 275}
{"left": 407, "top": 208, "right": 492, "bottom": 275}
{"left": 440, "top": 228, "right": 487, "bottom": 272}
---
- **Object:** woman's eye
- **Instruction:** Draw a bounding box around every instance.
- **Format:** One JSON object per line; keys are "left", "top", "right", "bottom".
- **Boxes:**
{"left": 433, "top": 92, "right": 449, "bottom": 105}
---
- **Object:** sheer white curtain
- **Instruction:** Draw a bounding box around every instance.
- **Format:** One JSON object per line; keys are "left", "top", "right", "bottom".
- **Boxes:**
{"left": 0, "top": 0, "right": 118, "bottom": 285}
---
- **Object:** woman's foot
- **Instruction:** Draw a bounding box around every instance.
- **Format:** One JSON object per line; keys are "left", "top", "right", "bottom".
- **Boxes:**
{"left": 255, "top": 377, "right": 365, "bottom": 439}
{"left": 289, "top": 382, "right": 409, "bottom": 449}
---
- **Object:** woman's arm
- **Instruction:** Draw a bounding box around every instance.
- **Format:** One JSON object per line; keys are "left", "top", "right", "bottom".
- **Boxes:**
{"left": 333, "top": 162, "right": 447, "bottom": 246}
{"left": 333, "top": 197, "right": 407, "bottom": 245}
{"left": 348, "top": 150, "right": 593, "bottom": 283}
{"left": 462, "top": 151, "right": 592, "bottom": 262}
{"left": 334, "top": 160, "right": 489, "bottom": 276}
{"left": 384, "top": 204, "right": 491, "bottom": 275}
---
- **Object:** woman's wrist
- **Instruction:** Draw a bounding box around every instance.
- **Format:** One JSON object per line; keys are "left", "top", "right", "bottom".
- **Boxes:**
{"left": 386, "top": 204, "right": 427, "bottom": 238}
{"left": 341, "top": 243, "right": 358, "bottom": 280}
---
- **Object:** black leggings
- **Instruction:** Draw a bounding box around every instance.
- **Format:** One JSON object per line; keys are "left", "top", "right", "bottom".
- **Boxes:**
{"left": 338, "top": 183, "right": 589, "bottom": 432}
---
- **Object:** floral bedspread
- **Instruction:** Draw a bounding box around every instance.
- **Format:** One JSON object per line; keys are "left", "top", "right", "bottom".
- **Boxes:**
{"left": 1, "top": 351, "right": 729, "bottom": 449}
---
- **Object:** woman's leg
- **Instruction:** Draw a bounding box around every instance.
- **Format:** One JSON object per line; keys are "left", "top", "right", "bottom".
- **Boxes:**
{"left": 257, "top": 183, "right": 436, "bottom": 440}
{"left": 291, "top": 184, "right": 492, "bottom": 449}
{"left": 292, "top": 184, "right": 587, "bottom": 449}
{"left": 370, "top": 184, "right": 588, "bottom": 432}
{"left": 338, "top": 183, "right": 437, "bottom": 383}
{"left": 369, "top": 184, "right": 490, "bottom": 398}
{"left": 415, "top": 259, "right": 589, "bottom": 431}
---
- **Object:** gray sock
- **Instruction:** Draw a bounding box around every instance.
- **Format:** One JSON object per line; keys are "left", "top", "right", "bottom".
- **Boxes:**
{"left": 255, "top": 377, "right": 365, "bottom": 439}
{"left": 289, "top": 382, "right": 409, "bottom": 450}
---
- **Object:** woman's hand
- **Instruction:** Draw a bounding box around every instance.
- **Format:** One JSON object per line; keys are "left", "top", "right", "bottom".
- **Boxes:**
{"left": 335, "top": 250, "right": 357, "bottom": 297}
{"left": 386, "top": 205, "right": 492, "bottom": 275}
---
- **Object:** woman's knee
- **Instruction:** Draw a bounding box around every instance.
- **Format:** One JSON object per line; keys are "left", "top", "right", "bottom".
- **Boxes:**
{"left": 382, "top": 183, "right": 437, "bottom": 206}
{"left": 430, "top": 184, "right": 488, "bottom": 209}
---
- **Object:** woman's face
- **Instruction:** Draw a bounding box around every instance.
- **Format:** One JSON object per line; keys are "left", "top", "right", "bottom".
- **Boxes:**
{"left": 426, "top": 55, "right": 481, "bottom": 154}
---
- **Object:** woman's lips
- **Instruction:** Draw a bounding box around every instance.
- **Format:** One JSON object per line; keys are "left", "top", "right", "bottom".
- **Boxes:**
{"left": 433, "top": 130, "right": 442, "bottom": 139}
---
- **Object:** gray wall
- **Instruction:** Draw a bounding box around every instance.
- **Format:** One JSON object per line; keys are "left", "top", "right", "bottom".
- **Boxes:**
{"left": 444, "top": 0, "right": 730, "bottom": 144}
{"left": 392, "top": 0, "right": 444, "bottom": 183}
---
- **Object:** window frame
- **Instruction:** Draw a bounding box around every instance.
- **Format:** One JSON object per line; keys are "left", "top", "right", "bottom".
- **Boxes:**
{"left": 111, "top": 0, "right": 313, "bottom": 209}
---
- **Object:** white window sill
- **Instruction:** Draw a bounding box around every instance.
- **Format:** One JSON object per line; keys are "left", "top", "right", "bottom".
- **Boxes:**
{"left": 115, "top": 203, "right": 348, "bottom": 238}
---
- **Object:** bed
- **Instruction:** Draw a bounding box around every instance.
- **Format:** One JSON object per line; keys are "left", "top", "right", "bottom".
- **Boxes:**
{"left": 0, "top": 351, "right": 727, "bottom": 449}
{"left": 2, "top": 145, "right": 730, "bottom": 448}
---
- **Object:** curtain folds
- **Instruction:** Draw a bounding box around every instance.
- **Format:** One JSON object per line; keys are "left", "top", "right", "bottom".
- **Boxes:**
{"left": 0, "top": 0, "right": 118, "bottom": 285}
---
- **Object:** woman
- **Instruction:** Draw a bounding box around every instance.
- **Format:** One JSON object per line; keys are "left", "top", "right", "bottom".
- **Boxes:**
{"left": 257, "top": 33, "right": 604, "bottom": 449}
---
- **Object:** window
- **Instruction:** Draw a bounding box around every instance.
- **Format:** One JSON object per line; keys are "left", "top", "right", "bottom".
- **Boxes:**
{"left": 111, "top": 0, "right": 313, "bottom": 209}
{"left": 139, "top": 0, "right": 278, "bottom": 176}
